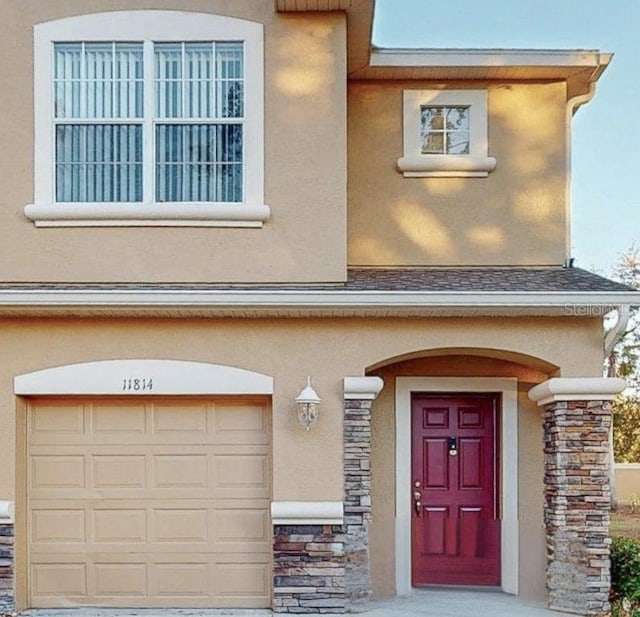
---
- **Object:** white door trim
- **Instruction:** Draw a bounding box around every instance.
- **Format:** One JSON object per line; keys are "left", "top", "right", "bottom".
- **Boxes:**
{"left": 394, "top": 377, "right": 519, "bottom": 596}
{"left": 14, "top": 359, "right": 274, "bottom": 395}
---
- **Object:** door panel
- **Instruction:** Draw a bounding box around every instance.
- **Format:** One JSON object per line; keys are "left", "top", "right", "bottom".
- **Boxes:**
{"left": 411, "top": 394, "right": 500, "bottom": 586}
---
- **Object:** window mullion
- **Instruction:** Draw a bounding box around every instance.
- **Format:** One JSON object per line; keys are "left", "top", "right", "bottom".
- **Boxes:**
{"left": 143, "top": 40, "right": 154, "bottom": 204}
{"left": 181, "top": 42, "right": 187, "bottom": 203}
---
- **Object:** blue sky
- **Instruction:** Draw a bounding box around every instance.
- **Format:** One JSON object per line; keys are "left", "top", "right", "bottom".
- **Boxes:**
{"left": 373, "top": 0, "right": 639, "bottom": 275}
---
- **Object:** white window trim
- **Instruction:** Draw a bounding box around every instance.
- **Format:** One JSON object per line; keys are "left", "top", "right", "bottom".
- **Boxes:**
{"left": 27, "top": 10, "right": 269, "bottom": 228}
{"left": 397, "top": 90, "right": 496, "bottom": 178}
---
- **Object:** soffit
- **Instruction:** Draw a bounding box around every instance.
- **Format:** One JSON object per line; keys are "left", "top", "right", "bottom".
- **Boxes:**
{"left": 350, "top": 49, "right": 612, "bottom": 86}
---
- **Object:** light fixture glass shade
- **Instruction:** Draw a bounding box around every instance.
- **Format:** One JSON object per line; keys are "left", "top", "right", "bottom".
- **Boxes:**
{"left": 295, "top": 376, "right": 321, "bottom": 430}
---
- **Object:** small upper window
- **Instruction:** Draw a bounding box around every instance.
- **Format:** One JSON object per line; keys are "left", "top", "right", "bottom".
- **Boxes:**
{"left": 27, "top": 11, "right": 269, "bottom": 227}
{"left": 420, "top": 106, "right": 470, "bottom": 155}
{"left": 398, "top": 90, "right": 496, "bottom": 178}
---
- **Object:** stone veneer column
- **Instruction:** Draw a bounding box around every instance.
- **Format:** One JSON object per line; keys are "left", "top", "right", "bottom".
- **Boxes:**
{"left": 271, "top": 377, "right": 382, "bottom": 614}
{"left": 343, "top": 377, "right": 383, "bottom": 610}
{"left": 0, "top": 502, "right": 14, "bottom": 614}
{"left": 529, "top": 378, "right": 626, "bottom": 617}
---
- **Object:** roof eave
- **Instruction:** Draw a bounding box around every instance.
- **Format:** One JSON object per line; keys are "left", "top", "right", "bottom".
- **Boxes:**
{"left": 350, "top": 48, "right": 613, "bottom": 83}
{"left": 0, "top": 289, "right": 636, "bottom": 318}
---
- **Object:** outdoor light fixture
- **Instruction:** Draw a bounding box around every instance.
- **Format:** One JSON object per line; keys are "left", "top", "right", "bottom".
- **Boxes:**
{"left": 295, "top": 376, "right": 321, "bottom": 430}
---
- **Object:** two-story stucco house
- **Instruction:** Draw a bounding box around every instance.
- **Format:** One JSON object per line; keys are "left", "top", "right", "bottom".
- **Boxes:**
{"left": 0, "top": 1, "right": 638, "bottom": 616}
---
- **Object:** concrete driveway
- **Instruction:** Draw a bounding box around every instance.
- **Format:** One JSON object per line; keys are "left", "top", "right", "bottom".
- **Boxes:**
{"left": 17, "top": 588, "right": 571, "bottom": 617}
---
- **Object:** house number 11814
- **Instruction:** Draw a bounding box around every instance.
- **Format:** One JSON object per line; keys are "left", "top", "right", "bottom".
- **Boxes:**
{"left": 122, "top": 378, "right": 153, "bottom": 392}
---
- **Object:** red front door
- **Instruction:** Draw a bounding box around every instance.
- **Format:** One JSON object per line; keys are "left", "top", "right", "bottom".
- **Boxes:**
{"left": 411, "top": 394, "right": 500, "bottom": 586}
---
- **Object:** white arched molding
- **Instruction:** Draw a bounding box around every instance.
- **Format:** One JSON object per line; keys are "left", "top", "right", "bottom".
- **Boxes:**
{"left": 395, "top": 377, "right": 518, "bottom": 596}
{"left": 14, "top": 359, "right": 273, "bottom": 396}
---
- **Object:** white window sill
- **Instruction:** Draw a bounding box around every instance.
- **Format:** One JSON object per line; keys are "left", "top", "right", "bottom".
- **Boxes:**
{"left": 397, "top": 155, "right": 497, "bottom": 178}
{"left": 23, "top": 202, "right": 271, "bottom": 228}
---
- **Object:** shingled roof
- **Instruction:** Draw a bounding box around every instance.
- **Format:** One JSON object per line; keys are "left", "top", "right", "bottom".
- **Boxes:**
{"left": 0, "top": 266, "right": 632, "bottom": 292}
{"left": 342, "top": 267, "right": 634, "bottom": 293}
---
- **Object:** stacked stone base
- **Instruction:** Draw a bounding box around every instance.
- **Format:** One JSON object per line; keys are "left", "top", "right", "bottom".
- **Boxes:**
{"left": 543, "top": 400, "right": 612, "bottom": 617}
{"left": 0, "top": 523, "right": 13, "bottom": 614}
{"left": 343, "top": 399, "right": 373, "bottom": 610}
{"left": 273, "top": 525, "right": 346, "bottom": 613}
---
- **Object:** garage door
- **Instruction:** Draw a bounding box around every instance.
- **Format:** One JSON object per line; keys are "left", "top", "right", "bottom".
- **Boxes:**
{"left": 26, "top": 397, "right": 271, "bottom": 608}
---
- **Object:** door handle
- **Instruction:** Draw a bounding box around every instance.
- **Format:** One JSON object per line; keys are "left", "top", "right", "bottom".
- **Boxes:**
{"left": 413, "top": 490, "right": 422, "bottom": 516}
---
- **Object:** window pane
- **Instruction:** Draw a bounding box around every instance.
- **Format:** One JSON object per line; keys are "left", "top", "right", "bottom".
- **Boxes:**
{"left": 422, "top": 132, "right": 444, "bottom": 154}
{"left": 156, "top": 124, "right": 243, "bottom": 202}
{"left": 447, "top": 131, "right": 470, "bottom": 155}
{"left": 155, "top": 43, "right": 183, "bottom": 118}
{"left": 446, "top": 106, "right": 469, "bottom": 131}
{"left": 216, "top": 43, "right": 244, "bottom": 118}
{"left": 54, "top": 44, "right": 82, "bottom": 118}
{"left": 421, "top": 107, "right": 444, "bottom": 131}
{"left": 185, "top": 43, "right": 213, "bottom": 118}
{"left": 155, "top": 42, "right": 244, "bottom": 119}
{"left": 55, "top": 124, "right": 142, "bottom": 202}
{"left": 54, "top": 42, "right": 142, "bottom": 119}
{"left": 114, "top": 44, "right": 144, "bottom": 118}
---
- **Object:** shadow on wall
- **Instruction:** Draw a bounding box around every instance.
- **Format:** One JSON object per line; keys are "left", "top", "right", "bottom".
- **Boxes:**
{"left": 348, "top": 81, "right": 568, "bottom": 266}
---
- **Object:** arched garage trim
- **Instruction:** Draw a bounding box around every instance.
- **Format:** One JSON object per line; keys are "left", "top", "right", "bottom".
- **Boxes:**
{"left": 14, "top": 359, "right": 274, "bottom": 395}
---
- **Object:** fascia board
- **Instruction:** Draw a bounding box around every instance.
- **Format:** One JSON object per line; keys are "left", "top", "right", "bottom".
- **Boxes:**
{"left": 0, "top": 289, "right": 637, "bottom": 309}
{"left": 370, "top": 48, "right": 612, "bottom": 69}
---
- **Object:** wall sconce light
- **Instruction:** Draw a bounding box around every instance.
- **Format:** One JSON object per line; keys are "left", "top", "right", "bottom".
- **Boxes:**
{"left": 295, "top": 376, "right": 321, "bottom": 430}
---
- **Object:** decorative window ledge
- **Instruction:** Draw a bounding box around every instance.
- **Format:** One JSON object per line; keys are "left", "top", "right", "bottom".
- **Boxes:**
{"left": 398, "top": 89, "right": 496, "bottom": 178}
{"left": 23, "top": 202, "right": 271, "bottom": 228}
{"left": 397, "top": 154, "right": 496, "bottom": 178}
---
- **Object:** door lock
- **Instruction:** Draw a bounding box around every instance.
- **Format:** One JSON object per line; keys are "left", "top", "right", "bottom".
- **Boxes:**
{"left": 413, "top": 489, "right": 422, "bottom": 516}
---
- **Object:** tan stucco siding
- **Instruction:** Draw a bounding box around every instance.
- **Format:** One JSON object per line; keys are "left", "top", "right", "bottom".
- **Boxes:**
{"left": 348, "top": 81, "right": 568, "bottom": 266}
{"left": 0, "top": 315, "right": 602, "bottom": 503}
{"left": 0, "top": 1, "right": 347, "bottom": 283}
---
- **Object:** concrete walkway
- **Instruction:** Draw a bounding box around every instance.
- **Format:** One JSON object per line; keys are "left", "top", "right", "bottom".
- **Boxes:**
{"left": 17, "top": 589, "right": 570, "bottom": 617}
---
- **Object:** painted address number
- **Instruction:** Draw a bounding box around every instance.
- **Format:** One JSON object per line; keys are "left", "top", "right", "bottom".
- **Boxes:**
{"left": 122, "top": 378, "right": 153, "bottom": 392}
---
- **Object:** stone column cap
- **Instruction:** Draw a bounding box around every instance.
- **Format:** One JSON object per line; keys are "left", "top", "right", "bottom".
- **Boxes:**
{"left": 344, "top": 376, "right": 384, "bottom": 400}
{"left": 528, "top": 377, "right": 626, "bottom": 406}
{"left": 271, "top": 501, "right": 344, "bottom": 525}
{"left": 0, "top": 500, "right": 14, "bottom": 522}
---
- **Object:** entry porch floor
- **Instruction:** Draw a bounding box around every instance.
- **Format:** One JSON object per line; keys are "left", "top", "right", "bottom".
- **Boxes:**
{"left": 17, "top": 588, "right": 568, "bottom": 617}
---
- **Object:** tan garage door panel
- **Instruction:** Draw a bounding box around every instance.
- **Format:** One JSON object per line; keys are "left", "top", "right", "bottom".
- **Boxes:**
{"left": 27, "top": 398, "right": 271, "bottom": 608}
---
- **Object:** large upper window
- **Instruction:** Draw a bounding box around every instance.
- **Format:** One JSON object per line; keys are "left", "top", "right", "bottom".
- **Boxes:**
{"left": 27, "top": 11, "right": 268, "bottom": 227}
{"left": 397, "top": 90, "right": 496, "bottom": 178}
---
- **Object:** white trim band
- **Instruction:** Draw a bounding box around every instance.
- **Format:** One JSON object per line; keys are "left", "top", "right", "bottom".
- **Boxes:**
{"left": 528, "top": 377, "right": 626, "bottom": 406}
{"left": 344, "top": 376, "right": 384, "bottom": 400}
{"left": 271, "top": 501, "right": 344, "bottom": 525}
{"left": 0, "top": 289, "right": 637, "bottom": 309}
{"left": 24, "top": 203, "right": 271, "bottom": 228}
{"left": 398, "top": 155, "right": 496, "bottom": 178}
{"left": 15, "top": 359, "right": 274, "bottom": 396}
{"left": 0, "top": 501, "right": 14, "bottom": 523}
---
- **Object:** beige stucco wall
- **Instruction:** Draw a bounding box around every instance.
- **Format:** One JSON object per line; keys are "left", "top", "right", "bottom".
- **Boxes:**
{"left": 0, "top": 314, "right": 603, "bottom": 605}
{"left": 615, "top": 464, "right": 640, "bottom": 504}
{"left": 348, "top": 81, "right": 568, "bottom": 266}
{"left": 0, "top": 1, "right": 347, "bottom": 283}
